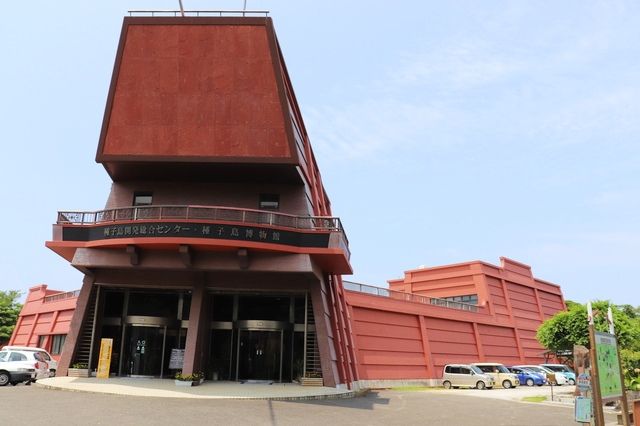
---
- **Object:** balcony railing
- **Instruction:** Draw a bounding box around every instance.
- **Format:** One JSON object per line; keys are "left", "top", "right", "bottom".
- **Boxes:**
{"left": 343, "top": 281, "right": 479, "bottom": 313}
{"left": 43, "top": 290, "right": 81, "bottom": 303}
{"left": 57, "top": 205, "right": 348, "bottom": 241}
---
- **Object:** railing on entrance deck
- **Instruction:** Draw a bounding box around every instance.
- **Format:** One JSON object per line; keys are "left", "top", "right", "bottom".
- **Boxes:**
{"left": 43, "top": 290, "right": 81, "bottom": 303}
{"left": 57, "top": 205, "right": 349, "bottom": 253}
{"left": 342, "top": 281, "right": 480, "bottom": 313}
{"left": 58, "top": 205, "right": 343, "bottom": 232}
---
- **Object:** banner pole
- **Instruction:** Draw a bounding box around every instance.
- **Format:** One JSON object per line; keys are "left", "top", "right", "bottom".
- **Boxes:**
{"left": 588, "top": 302, "right": 606, "bottom": 426}
{"left": 609, "top": 306, "right": 630, "bottom": 426}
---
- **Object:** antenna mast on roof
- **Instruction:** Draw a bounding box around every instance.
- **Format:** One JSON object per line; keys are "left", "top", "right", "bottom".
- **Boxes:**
{"left": 178, "top": 0, "right": 185, "bottom": 16}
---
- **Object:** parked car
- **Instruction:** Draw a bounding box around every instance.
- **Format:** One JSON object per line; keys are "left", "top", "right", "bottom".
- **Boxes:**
{"left": 442, "top": 364, "right": 495, "bottom": 390}
{"left": 0, "top": 349, "right": 50, "bottom": 386}
{"left": 471, "top": 363, "right": 520, "bottom": 389}
{"left": 508, "top": 366, "right": 546, "bottom": 386}
{"left": 513, "top": 365, "right": 568, "bottom": 385}
{"left": 0, "top": 346, "right": 58, "bottom": 376}
{"left": 540, "top": 364, "right": 576, "bottom": 385}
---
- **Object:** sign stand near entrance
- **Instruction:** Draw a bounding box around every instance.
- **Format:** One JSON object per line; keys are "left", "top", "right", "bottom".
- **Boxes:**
{"left": 169, "top": 349, "right": 185, "bottom": 370}
{"left": 97, "top": 338, "right": 113, "bottom": 379}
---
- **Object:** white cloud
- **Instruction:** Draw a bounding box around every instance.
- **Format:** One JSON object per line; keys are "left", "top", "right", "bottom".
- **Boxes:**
{"left": 305, "top": 99, "right": 445, "bottom": 161}
{"left": 393, "top": 43, "right": 524, "bottom": 91}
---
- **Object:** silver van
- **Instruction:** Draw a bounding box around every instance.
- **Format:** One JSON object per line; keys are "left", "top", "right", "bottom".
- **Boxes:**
{"left": 442, "top": 364, "right": 495, "bottom": 389}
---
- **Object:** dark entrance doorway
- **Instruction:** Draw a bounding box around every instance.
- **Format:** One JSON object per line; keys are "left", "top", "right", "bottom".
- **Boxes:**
{"left": 208, "top": 294, "right": 311, "bottom": 382}
{"left": 237, "top": 329, "right": 282, "bottom": 381}
{"left": 123, "top": 325, "right": 166, "bottom": 377}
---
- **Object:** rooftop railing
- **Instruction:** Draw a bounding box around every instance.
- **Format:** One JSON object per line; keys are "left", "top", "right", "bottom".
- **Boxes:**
{"left": 57, "top": 205, "right": 348, "bottom": 245}
{"left": 127, "top": 10, "right": 269, "bottom": 17}
{"left": 43, "top": 290, "right": 81, "bottom": 304}
{"left": 343, "top": 281, "right": 479, "bottom": 313}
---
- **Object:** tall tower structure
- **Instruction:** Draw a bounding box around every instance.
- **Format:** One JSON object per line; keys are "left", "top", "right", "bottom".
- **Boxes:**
{"left": 47, "top": 14, "right": 356, "bottom": 387}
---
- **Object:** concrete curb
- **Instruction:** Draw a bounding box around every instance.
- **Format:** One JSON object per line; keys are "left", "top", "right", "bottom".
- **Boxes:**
{"left": 34, "top": 381, "right": 358, "bottom": 401}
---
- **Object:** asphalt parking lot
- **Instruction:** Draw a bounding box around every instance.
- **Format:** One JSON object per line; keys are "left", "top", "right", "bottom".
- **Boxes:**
{"left": 445, "top": 383, "right": 577, "bottom": 401}
{"left": 0, "top": 383, "right": 618, "bottom": 426}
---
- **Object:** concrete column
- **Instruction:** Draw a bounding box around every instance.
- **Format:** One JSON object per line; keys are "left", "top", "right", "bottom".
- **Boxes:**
{"left": 472, "top": 322, "right": 486, "bottom": 361}
{"left": 25, "top": 313, "right": 41, "bottom": 346}
{"left": 182, "top": 280, "right": 208, "bottom": 375}
{"left": 57, "top": 274, "right": 95, "bottom": 376}
{"left": 418, "top": 315, "right": 436, "bottom": 377}
{"left": 8, "top": 316, "right": 24, "bottom": 345}
{"left": 310, "top": 279, "right": 339, "bottom": 387}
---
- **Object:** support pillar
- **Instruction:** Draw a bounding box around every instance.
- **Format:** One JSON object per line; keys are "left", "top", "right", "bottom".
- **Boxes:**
{"left": 418, "top": 315, "right": 436, "bottom": 377}
{"left": 57, "top": 274, "right": 95, "bottom": 376}
{"left": 310, "top": 279, "right": 338, "bottom": 387}
{"left": 182, "top": 279, "right": 208, "bottom": 375}
{"left": 472, "top": 323, "right": 485, "bottom": 361}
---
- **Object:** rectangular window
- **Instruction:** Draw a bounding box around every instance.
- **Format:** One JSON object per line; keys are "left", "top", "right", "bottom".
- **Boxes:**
{"left": 38, "top": 335, "right": 47, "bottom": 349}
{"left": 443, "top": 294, "right": 478, "bottom": 305}
{"left": 51, "top": 335, "right": 66, "bottom": 355}
{"left": 133, "top": 192, "right": 153, "bottom": 206}
{"left": 259, "top": 194, "right": 279, "bottom": 210}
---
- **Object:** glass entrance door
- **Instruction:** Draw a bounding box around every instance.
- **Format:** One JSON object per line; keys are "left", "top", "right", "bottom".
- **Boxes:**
{"left": 237, "top": 330, "right": 282, "bottom": 381}
{"left": 124, "top": 325, "right": 166, "bottom": 377}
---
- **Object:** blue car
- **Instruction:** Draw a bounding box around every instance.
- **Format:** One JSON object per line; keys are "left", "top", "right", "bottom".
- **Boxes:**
{"left": 508, "top": 366, "right": 546, "bottom": 386}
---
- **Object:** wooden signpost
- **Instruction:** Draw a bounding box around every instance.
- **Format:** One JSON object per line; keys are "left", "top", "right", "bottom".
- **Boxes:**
{"left": 587, "top": 302, "right": 630, "bottom": 426}
{"left": 96, "top": 338, "right": 113, "bottom": 379}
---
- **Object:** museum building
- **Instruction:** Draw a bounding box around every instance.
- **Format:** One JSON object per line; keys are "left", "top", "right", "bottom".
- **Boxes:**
{"left": 42, "top": 13, "right": 566, "bottom": 389}
{"left": 46, "top": 14, "right": 356, "bottom": 387}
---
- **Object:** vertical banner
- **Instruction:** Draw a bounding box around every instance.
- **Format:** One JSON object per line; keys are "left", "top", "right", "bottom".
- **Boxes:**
{"left": 96, "top": 338, "right": 113, "bottom": 379}
{"left": 594, "top": 332, "right": 623, "bottom": 400}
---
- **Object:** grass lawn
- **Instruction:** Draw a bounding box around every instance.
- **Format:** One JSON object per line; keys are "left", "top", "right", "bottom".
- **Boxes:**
{"left": 521, "top": 396, "right": 548, "bottom": 403}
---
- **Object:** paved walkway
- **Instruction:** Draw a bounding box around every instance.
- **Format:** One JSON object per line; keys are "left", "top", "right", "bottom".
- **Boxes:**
{"left": 36, "top": 377, "right": 354, "bottom": 400}
{"left": 3, "top": 385, "right": 619, "bottom": 426}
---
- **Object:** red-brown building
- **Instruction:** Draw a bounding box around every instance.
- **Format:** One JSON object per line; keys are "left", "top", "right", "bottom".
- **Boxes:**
{"left": 343, "top": 257, "right": 565, "bottom": 385}
{"left": 8, "top": 285, "right": 79, "bottom": 362}
{"left": 46, "top": 14, "right": 356, "bottom": 387}
{"left": 42, "top": 13, "right": 565, "bottom": 389}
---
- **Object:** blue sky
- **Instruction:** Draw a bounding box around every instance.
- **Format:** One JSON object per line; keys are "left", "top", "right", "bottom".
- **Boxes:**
{"left": 1, "top": 1, "right": 638, "bottom": 305}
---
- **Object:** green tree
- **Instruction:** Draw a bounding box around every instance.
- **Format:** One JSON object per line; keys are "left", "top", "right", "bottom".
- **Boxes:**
{"left": 0, "top": 290, "right": 22, "bottom": 344}
{"left": 537, "top": 300, "right": 640, "bottom": 383}
{"left": 537, "top": 300, "right": 640, "bottom": 351}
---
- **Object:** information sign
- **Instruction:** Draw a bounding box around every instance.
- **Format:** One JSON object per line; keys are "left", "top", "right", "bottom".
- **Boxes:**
{"left": 169, "top": 349, "right": 185, "bottom": 370}
{"left": 576, "top": 373, "right": 591, "bottom": 392}
{"left": 96, "top": 338, "right": 113, "bottom": 379}
{"left": 574, "top": 396, "right": 592, "bottom": 423}
{"left": 594, "top": 332, "right": 623, "bottom": 399}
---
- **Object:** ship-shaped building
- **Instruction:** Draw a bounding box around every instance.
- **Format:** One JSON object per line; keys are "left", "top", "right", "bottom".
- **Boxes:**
{"left": 44, "top": 13, "right": 565, "bottom": 389}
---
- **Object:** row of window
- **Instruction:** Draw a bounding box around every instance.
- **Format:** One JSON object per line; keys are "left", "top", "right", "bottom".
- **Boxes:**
{"left": 441, "top": 294, "right": 478, "bottom": 305}
{"left": 38, "top": 334, "right": 66, "bottom": 355}
{"left": 133, "top": 192, "right": 280, "bottom": 210}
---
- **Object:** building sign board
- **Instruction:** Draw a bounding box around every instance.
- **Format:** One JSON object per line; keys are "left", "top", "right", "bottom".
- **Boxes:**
{"left": 576, "top": 372, "right": 591, "bottom": 392}
{"left": 62, "top": 222, "right": 331, "bottom": 248}
{"left": 169, "top": 349, "right": 185, "bottom": 370}
{"left": 594, "top": 332, "right": 623, "bottom": 400}
{"left": 574, "top": 396, "right": 592, "bottom": 423}
{"left": 96, "top": 338, "right": 113, "bottom": 379}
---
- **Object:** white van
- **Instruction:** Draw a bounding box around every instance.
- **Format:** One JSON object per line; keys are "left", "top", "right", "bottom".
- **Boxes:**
{"left": 1, "top": 346, "right": 58, "bottom": 376}
{"left": 471, "top": 363, "right": 520, "bottom": 389}
{"left": 442, "top": 364, "right": 495, "bottom": 390}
